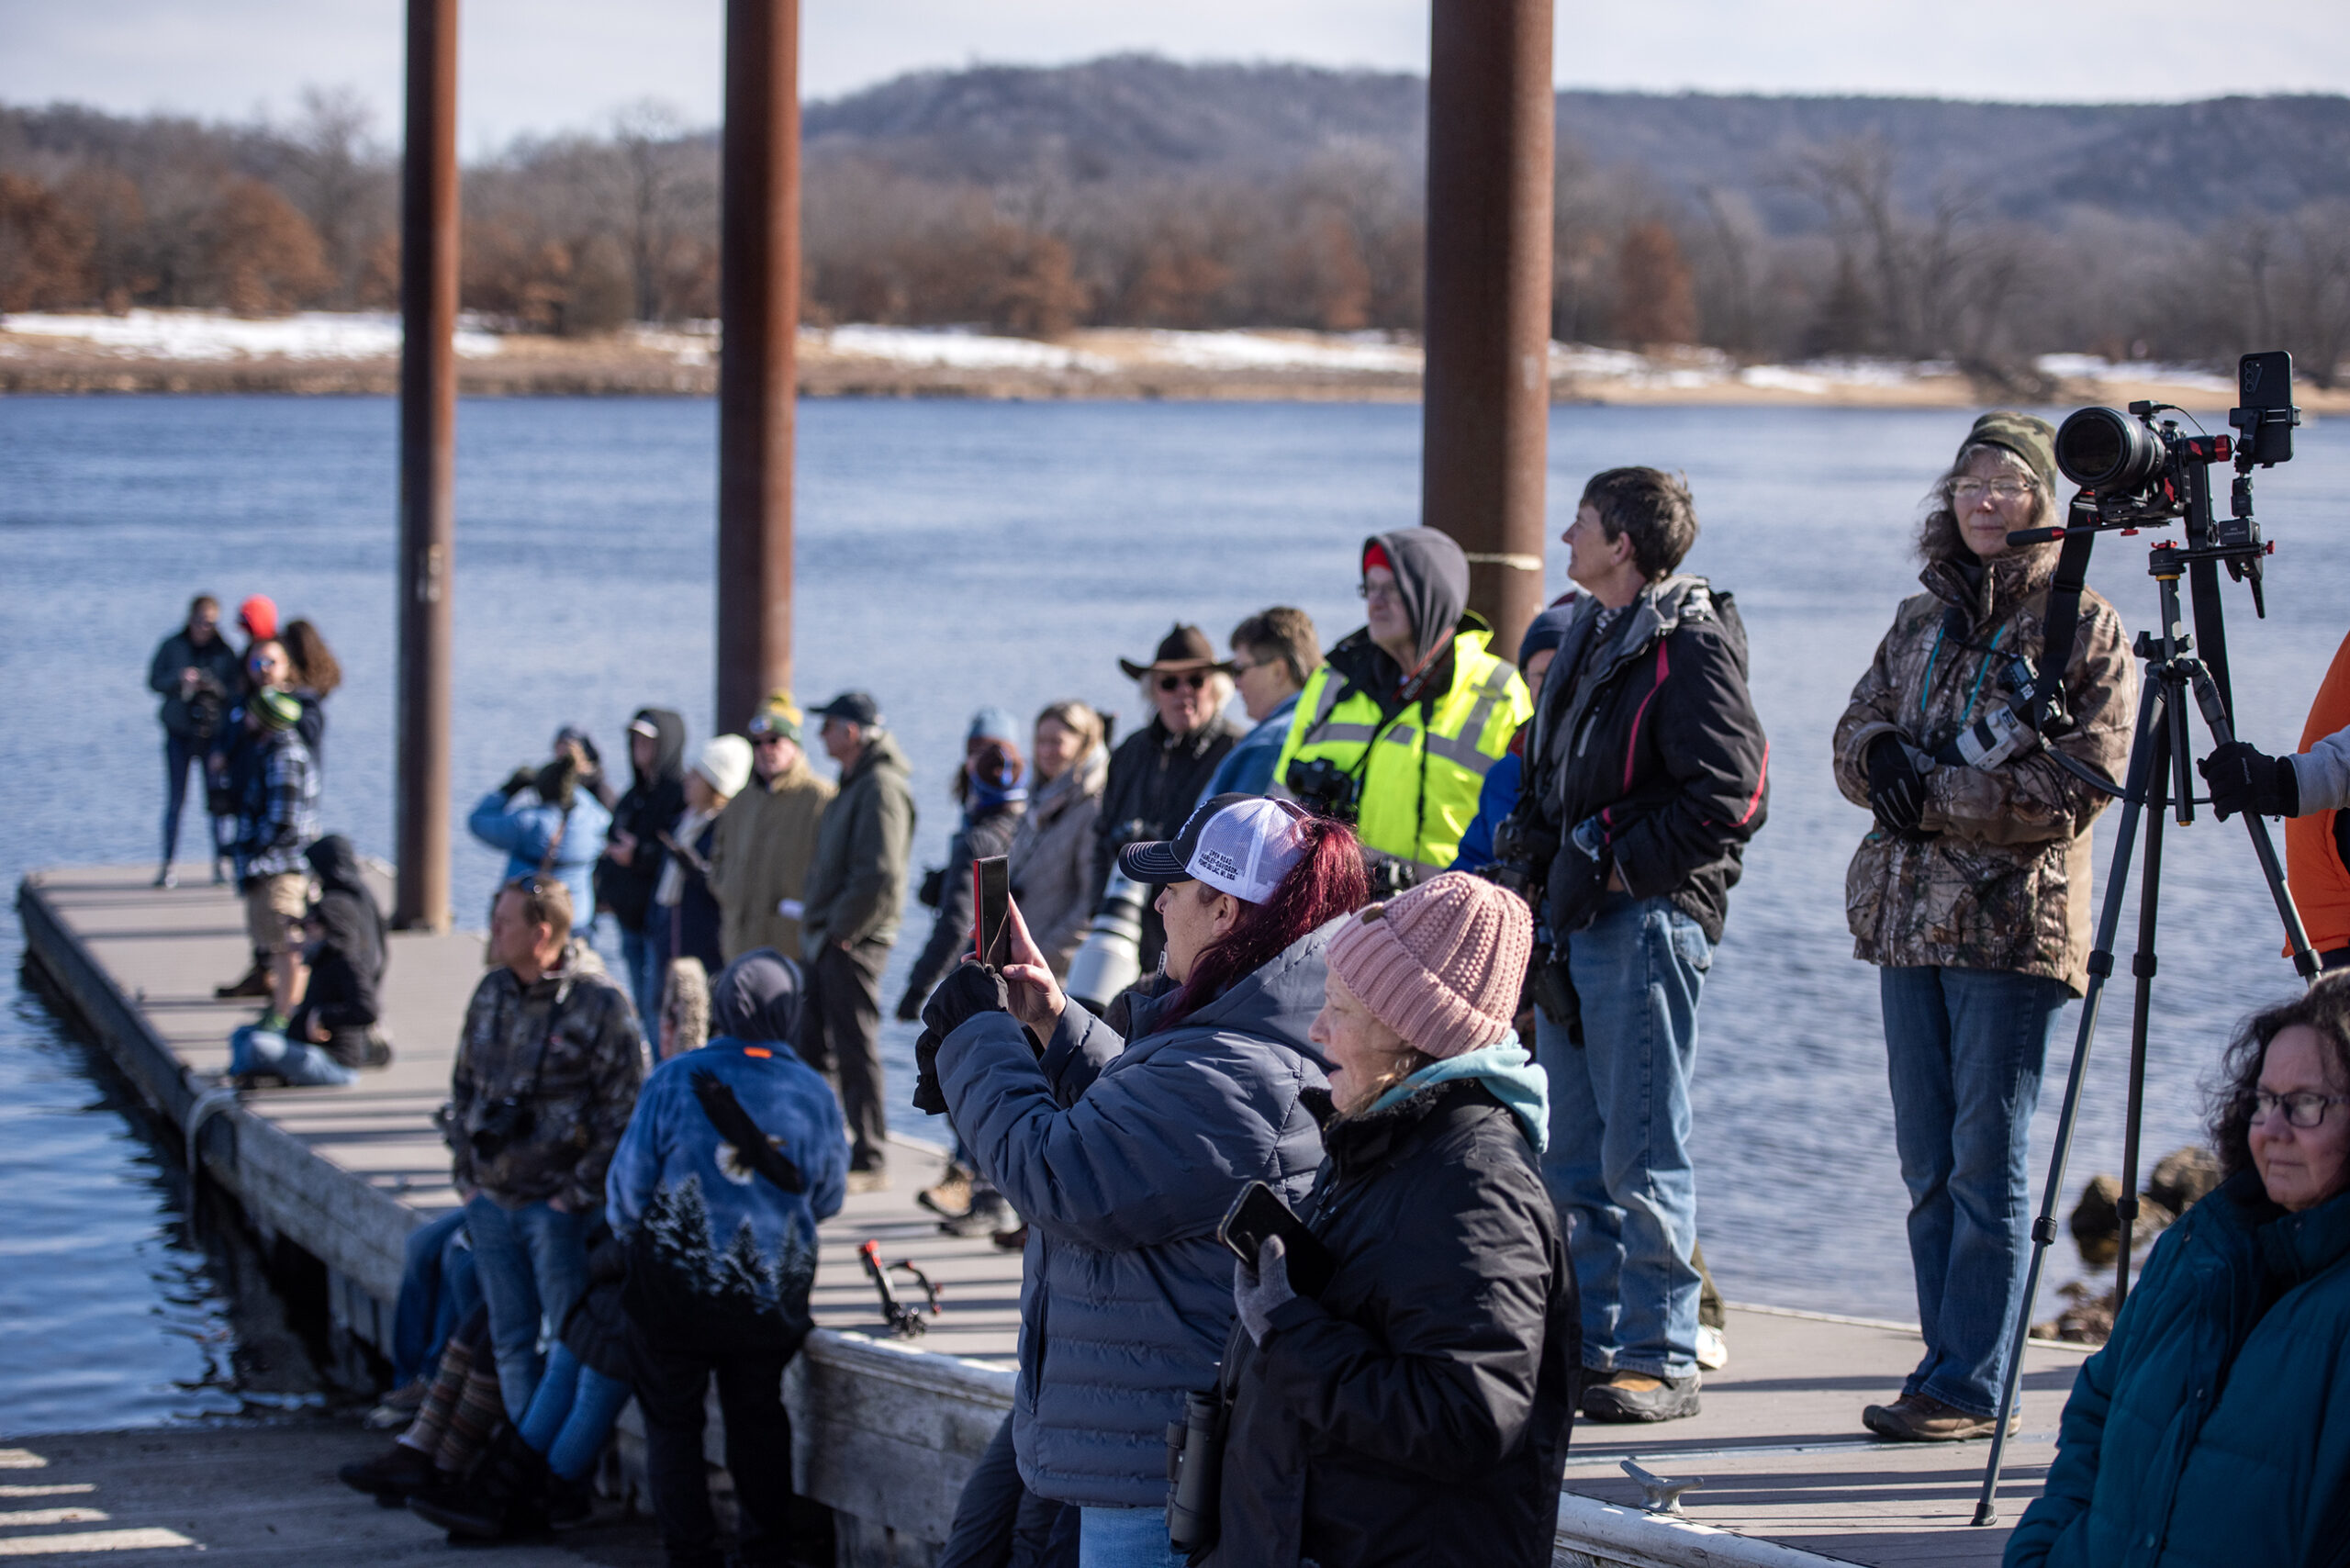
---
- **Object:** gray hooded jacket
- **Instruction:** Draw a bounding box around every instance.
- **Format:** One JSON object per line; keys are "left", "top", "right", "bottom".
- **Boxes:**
{"left": 935, "top": 920, "right": 1340, "bottom": 1507}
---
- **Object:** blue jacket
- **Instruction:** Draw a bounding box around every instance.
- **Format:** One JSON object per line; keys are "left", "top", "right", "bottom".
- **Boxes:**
{"left": 1449, "top": 750, "right": 1521, "bottom": 874}
{"left": 2006, "top": 1169, "right": 2350, "bottom": 1568}
{"left": 1199, "top": 693, "right": 1300, "bottom": 808}
{"left": 468, "top": 789, "right": 610, "bottom": 924}
{"left": 606, "top": 1036, "right": 848, "bottom": 1348}
{"left": 937, "top": 920, "right": 1338, "bottom": 1506}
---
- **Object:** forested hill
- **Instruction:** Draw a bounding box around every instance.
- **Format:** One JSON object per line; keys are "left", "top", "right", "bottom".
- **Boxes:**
{"left": 804, "top": 56, "right": 2350, "bottom": 232}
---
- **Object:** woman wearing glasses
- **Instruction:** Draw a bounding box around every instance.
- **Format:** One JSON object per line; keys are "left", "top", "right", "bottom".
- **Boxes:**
{"left": 2007, "top": 978, "right": 2350, "bottom": 1567}
{"left": 1832, "top": 412, "right": 2138, "bottom": 1441}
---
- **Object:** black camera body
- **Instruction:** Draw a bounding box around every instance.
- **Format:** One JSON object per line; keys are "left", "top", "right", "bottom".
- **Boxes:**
{"left": 1284, "top": 756, "right": 1360, "bottom": 822}
{"left": 467, "top": 1096, "right": 537, "bottom": 1162}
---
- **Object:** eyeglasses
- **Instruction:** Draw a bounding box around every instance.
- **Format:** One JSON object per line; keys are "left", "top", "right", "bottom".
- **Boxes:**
{"left": 1157, "top": 672, "right": 1209, "bottom": 692}
{"left": 750, "top": 733, "right": 791, "bottom": 746}
{"left": 1357, "top": 581, "right": 1403, "bottom": 605}
{"left": 2249, "top": 1090, "right": 2350, "bottom": 1129}
{"left": 1952, "top": 479, "right": 2037, "bottom": 505}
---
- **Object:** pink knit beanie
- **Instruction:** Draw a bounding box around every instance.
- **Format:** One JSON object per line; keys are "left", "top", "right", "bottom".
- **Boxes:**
{"left": 1324, "top": 872, "right": 1532, "bottom": 1060}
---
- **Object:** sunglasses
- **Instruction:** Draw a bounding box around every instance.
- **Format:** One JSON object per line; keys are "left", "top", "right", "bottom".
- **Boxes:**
{"left": 1157, "top": 671, "right": 1210, "bottom": 692}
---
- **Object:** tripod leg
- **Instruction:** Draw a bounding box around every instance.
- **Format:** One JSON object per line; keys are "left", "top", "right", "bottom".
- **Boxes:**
{"left": 2114, "top": 722, "right": 2169, "bottom": 1309}
{"left": 2187, "top": 668, "right": 2322, "bottom": 980}
{"left": 1971, "top": 680, "right": 2169, "bottom": 1528}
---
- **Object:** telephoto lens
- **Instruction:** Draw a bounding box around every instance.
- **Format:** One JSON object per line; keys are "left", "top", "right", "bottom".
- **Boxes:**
{"left": 2055, "top": 406, "right": 2167, "bottom": 494}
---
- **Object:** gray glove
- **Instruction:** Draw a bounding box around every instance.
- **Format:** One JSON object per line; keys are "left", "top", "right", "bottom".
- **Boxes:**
{"left": 1233, "top": 1235, "right": 1295, "bottom": 1346}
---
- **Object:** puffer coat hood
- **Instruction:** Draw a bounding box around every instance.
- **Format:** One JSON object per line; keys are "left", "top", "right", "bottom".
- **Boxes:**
{"left": 709, "top": 946, "right": 802, "bottom": 1046}
{"left": 936, "top": 919, "right": 1339, "bottom": 1507}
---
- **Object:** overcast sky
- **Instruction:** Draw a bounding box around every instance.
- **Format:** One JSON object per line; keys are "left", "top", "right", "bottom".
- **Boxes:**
{"left": 4, "top": 0, "right": 2345, "bottom": 150}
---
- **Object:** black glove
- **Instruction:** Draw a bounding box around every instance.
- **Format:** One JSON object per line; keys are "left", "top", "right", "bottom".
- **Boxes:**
{"left": 911, "top": 963, "right": 1011, "bottom": 1116}
{"left": 689, "top": 1069, "right": 805, "bottom": 1193}
{"left": 500, "top": 766, "right": 537, "bottom": 798}
{"left": 1546, "top": 817, "right": 1610, "bottom": 935}
{"left": 2199, "top": 741, "right": 2300, "bottom": 821}
{"left": 1866, "top": 734, "right": 1930, "bottom": 837}
{"left": 912, "top": 1028, "right": 947, "bottom": 1115}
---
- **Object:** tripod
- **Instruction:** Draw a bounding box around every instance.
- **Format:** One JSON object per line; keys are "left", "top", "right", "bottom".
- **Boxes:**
{"left": 1970, "top": 543, "right": 2318, "bottom": 1526}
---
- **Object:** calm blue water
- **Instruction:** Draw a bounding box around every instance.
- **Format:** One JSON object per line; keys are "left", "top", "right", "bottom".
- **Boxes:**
{"left": 4, "top": 393, "right": 2346, "bottom": 1433}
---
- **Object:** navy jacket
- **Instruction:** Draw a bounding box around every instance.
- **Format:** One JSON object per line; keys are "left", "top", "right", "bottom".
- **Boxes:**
{"left": 936, "top": 921, "right": 1337, "bottom": 1507}
{"left": 2006, "top": 1169, "right": 2350, "bottom": 1568}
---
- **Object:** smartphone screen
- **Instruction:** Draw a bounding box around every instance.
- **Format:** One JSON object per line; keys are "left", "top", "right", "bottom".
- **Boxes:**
{"left": 973, "top": 855, "right": 1012, "bottom": 967}
{"left": 1216, "top": 1181, "right": 1336, "bottom": 1296}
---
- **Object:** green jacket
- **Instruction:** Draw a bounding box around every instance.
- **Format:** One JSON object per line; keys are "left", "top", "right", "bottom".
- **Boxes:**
{"left": 800, "top": 730, "right": 916, "bottom": 958}
{"left": 2006, "top": 1169, "right": 2350, "bottom": 1568}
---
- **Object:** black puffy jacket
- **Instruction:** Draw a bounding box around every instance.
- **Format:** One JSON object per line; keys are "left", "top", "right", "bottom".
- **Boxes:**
{"left": 290, "top": 834, "right": 386, "bottom": 1067}
{"left": 1206, "top": 1078, "right": 1577, "bottom": 1568}
{"left": 600, "top": 708, "right": 687, "bottom": 933}
{"left": 1527, "top": 575, "right": 1768, "bottom": 944}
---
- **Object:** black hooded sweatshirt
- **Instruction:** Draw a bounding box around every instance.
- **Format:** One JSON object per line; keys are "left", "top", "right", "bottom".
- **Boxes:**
{"left": 600, "top": 708, "right": 688, "bottom": 933}
{"left": 290, "top": 834, "right": 386, "bottom": 1066}
{"left": 1318, "top": 527, "right": 1476, "bottom": 722}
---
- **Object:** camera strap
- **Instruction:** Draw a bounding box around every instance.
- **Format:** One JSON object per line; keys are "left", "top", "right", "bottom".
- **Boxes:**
{"left": 2027, "top": 511, "right": 2098, "bottom": 732}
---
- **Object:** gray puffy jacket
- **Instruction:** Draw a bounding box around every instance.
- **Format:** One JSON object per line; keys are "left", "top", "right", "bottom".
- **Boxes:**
{"left": 936, "top": 921, "right": 1337, "bottom": 1507}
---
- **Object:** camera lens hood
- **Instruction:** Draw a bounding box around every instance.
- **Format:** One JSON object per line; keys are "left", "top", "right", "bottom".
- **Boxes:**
{"left": 2055, "top": 406, "right": 2166, "bottom": 494}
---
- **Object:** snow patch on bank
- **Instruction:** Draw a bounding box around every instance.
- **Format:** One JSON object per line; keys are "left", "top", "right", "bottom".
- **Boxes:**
{"left": 809, "top": 325, "right": 1114, "bottom": 374}
{"left": 0, "top": 308, "right": 505, "bottom": 360}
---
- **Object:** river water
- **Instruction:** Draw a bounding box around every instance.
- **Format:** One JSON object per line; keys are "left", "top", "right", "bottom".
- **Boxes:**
{"left": 4, "top": 393, "right": 2345, "bottom": 1435}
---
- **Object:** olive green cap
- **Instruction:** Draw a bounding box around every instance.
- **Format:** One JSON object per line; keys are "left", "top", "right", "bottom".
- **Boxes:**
{"left": 1964, "top": 410, "right": 2058, "bottom": 495}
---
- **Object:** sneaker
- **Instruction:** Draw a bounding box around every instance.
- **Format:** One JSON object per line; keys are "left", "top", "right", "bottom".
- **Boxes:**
{"left": 1695, "top": 1324, "right": 1729, "bottom": 1371}
{"left": 1582, "top": 1370, "right": 1703, "bottom": 1423}
{"left": 846, "top": 1168, "right": 891, "bottom": 1195}
{"left": 1862, "top": 1392, "right": 2019, "bottom": 1442}
{"left": 154, "top": 866, "right": 177, "bottom": 889}
{"left": 214, "top": 963, "right": 272, "bottom": 1000}
{"left": 338, "top": 1442, "right": 439, "bottom": 1503}
{"left": 917, "top": 1164, "right": 976, "bottom": 1220}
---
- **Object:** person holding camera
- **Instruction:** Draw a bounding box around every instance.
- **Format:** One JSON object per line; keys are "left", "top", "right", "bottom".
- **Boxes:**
{"left": 1834, "top": 412, "right": 2136, "bottom": 1442}
{"left": 1522, "top": 467, "right": 1768, "bottom": 1424}
{"left": 918, "top": 795, "right": 1365, "bottom": 1565}
{"left": 2005, "top": 977, "right": 2350, "bottom": 1567}
{"left": 1096, "top": 625, "right": 1242, "bottom": 978}
{"left": 451, "top": 876, "right": 646, "bottom": 1418}
{"left": 2201, "top": 624, "right": 2350, "bottom": 973}
{"left": 468, "top": 747, "right": 612, "bottom": 934}
{"left": 1272, "top": 529, "right": 1530, "bottom": 892}
{"left": 1208, "top": 872, "right": 1576, "bottom": 1568}
{"left": 149, "top": 593, "right": 241, "bottom": 888}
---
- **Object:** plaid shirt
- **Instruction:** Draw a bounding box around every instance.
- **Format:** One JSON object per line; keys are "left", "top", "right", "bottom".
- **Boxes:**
{"left": 241, "top": 728, "right": 319, "bottom": 879}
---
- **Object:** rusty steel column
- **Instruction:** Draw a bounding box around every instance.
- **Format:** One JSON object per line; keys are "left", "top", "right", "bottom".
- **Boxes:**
{"left": 1422, "top": 0, "right": 1554, "bottom": 660}
{"left": 394, "top": 0, "right": 458, "bottom": 931}
{"left": 716, "top": 0, "right": 800, "bottom": 731}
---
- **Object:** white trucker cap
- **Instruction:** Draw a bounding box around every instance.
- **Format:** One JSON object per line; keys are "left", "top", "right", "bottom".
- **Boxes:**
{"left": 1118, "top": 793, "right": 1312, "bottom": 905}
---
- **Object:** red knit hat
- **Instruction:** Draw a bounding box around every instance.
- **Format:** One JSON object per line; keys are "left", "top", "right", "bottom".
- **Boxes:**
{"left": 239, "top": 594, "right": 278, "bottom": 641}
{"left": 1325, "top": 871, "right": 1532, "bottom": 1060}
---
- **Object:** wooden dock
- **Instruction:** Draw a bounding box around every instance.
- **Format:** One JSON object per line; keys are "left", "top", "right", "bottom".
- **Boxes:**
{"left": 16, "top": 866, "right": 2093, "bottom": 1568}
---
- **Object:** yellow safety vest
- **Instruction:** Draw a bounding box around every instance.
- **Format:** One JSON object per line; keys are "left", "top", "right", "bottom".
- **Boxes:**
{"left": 1274, "top": 627, "right": 1530, "bottom": 868}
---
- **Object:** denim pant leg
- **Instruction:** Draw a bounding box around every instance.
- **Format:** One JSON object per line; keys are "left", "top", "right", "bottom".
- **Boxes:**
{"left": 1077, "top": 1506, "right": 1182, "bottom": 1568}
{"left": 163, "top": 733, "right": 201, "bottom": 865}
{"left": 547, "top": 1361, "right": 632, "bottom": 1483}
{"left": 621, "top": 925, "right": 658, "bottom": 1038}
{"left": 466, "top": 1194, "right": 554, "bottom": 1418}
{"left": 1880, "top": 966, "right": 2065, "bottom": 1417}
{"left": 392, "top": 1208, "right": 470, "bottom": 1385}
{"left": 518, "top": 1203, "right": 592, "bottom": 1381}
{"left": 518, "top": 1339, "right": 583, "bottom": 1457}
{"left": 1552, "top": 892, "right": 1711, "bottom": 1379}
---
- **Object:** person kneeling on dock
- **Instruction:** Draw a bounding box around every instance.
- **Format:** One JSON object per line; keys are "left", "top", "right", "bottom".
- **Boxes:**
{"left": 1208, "top": 873, "right": 1578, "bottom": 1568}
{"left": 2005, "top": 978, "right": 2350, "bottom": 1567}
{"left": 452, "top": 877, "right": 645, "bottom": 1421}
{"left": 920, "top": 795, "right": 1364, "bottom": 1565}
{"left": 606, "top": 947, "right": 849, "bottom": 1568}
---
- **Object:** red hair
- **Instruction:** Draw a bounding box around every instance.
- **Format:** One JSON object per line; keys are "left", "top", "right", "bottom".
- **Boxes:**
{"left": 1158, "top": 815, "right": 1370, "bottom": 1031}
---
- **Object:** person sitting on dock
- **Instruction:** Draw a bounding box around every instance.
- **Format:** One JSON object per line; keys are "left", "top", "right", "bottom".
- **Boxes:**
{"left": 606, "top": 946, "right": 848, "bottom": 1568}
{"left": 921, "top": 794, "right": 1365, "bottom": 1564}
{"left": 451, "top": 876, "right": 645, "bottom": 1420}
{"left": 226, "top": 834, "right": 387, "bottom": 1087}
{"left": 468, "top": 749, "right": 612, "bottom": 936}
{"left": 2005, "top": 977, "right": 2350, "bottom": 1567}
{"left": 229, "top": 684, "right": 319, "bottom": 1033}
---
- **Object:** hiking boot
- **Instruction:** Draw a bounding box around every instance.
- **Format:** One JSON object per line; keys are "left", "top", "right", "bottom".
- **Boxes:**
{"left": 407, "top": 1426, "right": 550, "bottom": 1540}
{"left": 1862, "top": 1392, "right": 2019, "bottom": 1442}
{"left": 215, "top": 963, "right": 271, "bottom": 1000}
{"left": 1581, "top": 1370, "right": 1702, "bottom": 1423}
{"left": 846, "top": 1168, "right": 891, "bottom": 1195}
{"left": 917, "top": 1163, "right": 976, "bottom": 1220}
{"left": 338, "top": 1441, "right": 439, "bottom": 1504}
{"left": 939, "top": 1191, "right": 1010, "bottom": 1238}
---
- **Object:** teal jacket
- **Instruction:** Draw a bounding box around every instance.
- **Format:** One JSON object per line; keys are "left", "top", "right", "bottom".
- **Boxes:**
{"left": 2006, "top": 1168, "right": 2350, "bottom": 1568}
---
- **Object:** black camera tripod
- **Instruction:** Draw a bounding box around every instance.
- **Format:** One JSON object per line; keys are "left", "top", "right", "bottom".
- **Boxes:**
{"left": 1969, "top": 539, "right": 2318, "bottom": 1526}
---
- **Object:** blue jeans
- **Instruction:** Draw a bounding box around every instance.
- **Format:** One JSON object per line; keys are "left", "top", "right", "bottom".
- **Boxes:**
{"left": 162, "top": 733, "right": 206, "bottom": 866}
{"left": 229, "top": 1024, "right": 359, "bottom": 1086}
{"left": 1078, "top": 1506, "right": 1182, "bottom": 1568}
{"left": 390, "top": 1208, "right": 480, "bottom": 1386}
{"left": 1879, "top": 965, "right": 2069, "bottom": 1417}
{"left": 518, "top": 1342, "right": 632, "bottom": 1482}
{"left": 464, "top": 1193, "right": 592, "bottom": 1419}
{"left": 1537, "top": 891, "right": 1712, "bottom": 1380}
{"left": 621, "top": 925, "right": 663, "bottom": 1043}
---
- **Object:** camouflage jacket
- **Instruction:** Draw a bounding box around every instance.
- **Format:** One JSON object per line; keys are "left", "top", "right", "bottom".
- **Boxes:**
{"left": 1832, "top": 544, "right": 2137, "bottom": 991}
{"left": 450, "top": 939, "right": 647, "bottom": 1211}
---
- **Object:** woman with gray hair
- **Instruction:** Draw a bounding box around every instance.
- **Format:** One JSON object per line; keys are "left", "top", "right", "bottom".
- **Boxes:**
{"left": 1832, "top": 411, "right": 2138, "bottom": 1441}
